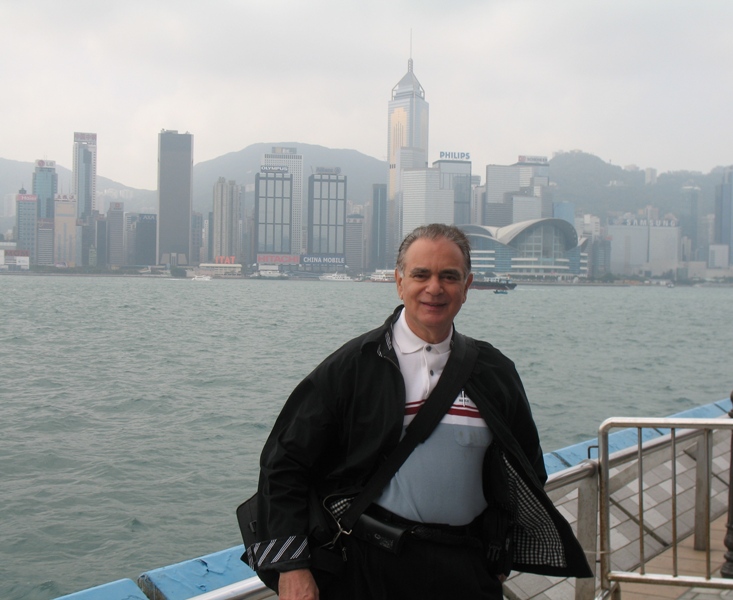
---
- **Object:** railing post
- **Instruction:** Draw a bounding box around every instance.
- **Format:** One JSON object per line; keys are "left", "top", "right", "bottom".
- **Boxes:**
{"left": 694, "top": 428, "right": 713, "bottom": 551}
{"left": 574, "top": 466, "right": 599, "bottom": 600}
{"left": 721, "top": 392, "right": 733, "bottom": 578}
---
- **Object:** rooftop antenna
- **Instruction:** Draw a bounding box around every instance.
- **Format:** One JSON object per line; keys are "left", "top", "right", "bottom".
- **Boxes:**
{"left": 408, "top": 29, "right": 413, "bottom": 72}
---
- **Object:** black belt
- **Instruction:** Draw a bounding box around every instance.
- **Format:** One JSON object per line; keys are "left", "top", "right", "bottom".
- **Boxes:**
{"left": 354, "top": 504, "right": 481, "bottom": 551}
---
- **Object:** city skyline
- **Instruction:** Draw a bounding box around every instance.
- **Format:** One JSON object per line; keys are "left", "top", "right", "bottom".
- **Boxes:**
{"left": 1, "top": 2, "right": 732, "bottom": 190}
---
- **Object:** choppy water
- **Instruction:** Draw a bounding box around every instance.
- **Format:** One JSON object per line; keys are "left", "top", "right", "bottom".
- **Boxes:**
{"left": 0, "top": 275, "right": 731, "bottom": 599}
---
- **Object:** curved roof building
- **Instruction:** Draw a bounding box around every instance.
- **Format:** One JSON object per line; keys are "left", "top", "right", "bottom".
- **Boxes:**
{"left": 461, "top": 219, "right": 587, "bottom": 279}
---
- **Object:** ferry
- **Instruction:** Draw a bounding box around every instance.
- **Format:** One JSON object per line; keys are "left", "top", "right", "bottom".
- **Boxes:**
{"left": 318, "top": 272, "right": 354, "bottom": 282}
{"left": 470, "top": 276, "right": 517, "bottom": 291}
{"left": 368, "top": 269, "right": 396, "bottom": 283}
{"left": 191, "top": 275, "right": 212, "bottom": 281}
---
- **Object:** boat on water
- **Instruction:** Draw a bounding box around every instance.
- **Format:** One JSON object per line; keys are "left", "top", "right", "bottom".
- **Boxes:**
{"left": 318, "top": 272, "right": 354, "bottom": 282}
{"left": 191, "top": 275, "right": 212, "bottom": 281}
{"left": 493, "top": 289, "right": 508, "bottom": 295}
{"left": 253, "top": 269, "right": 289, "bottom": 279}
{"left": 368, "top": 269, "right": 396, "bottom": 283}
{"left": 470, "top": 276, "right": 517, "bottom": 291}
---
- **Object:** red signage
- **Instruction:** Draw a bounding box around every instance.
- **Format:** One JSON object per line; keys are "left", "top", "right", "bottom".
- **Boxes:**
{"left": 257, "top": 254, "right": 300, "bottom": 265}
{"left": 215, "top": 256, "right": 237, "bottom": 264}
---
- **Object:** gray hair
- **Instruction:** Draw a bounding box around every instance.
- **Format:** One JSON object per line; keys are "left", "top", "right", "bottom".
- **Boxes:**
{"left": 396, "top": 224, "right": 472, "bottom": 279}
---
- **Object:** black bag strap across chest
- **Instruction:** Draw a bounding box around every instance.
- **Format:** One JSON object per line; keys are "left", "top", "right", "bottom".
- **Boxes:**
{"left": 337, "top": 332, "right": 479, "bottom": 532}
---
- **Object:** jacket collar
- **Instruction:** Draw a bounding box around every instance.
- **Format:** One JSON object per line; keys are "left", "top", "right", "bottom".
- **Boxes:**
{"left": 363, "top": 305, "right": 465, "bottom": 363}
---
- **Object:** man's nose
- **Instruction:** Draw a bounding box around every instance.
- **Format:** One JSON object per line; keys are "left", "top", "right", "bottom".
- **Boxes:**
{"left": 426, "top": 276, "right": 442, "bottom": 294}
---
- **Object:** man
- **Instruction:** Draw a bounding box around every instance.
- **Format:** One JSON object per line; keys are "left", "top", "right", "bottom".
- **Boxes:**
{"left": 247, "top": 224, "right": 591, "bottom": 599}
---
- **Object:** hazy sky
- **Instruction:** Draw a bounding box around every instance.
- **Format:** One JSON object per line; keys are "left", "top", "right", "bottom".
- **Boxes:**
{"left": 2, "top": 0, "right": 732, "bottom": 190}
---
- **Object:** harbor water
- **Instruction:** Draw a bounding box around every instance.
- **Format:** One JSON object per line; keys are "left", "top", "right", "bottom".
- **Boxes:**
{"left": 0, "top": 275, "right": 731, "bottom": 599}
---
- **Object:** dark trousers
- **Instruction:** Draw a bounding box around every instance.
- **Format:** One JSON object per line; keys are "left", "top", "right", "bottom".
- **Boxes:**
{"left": 317, "top": 534, "right": 504, "bottom": 600}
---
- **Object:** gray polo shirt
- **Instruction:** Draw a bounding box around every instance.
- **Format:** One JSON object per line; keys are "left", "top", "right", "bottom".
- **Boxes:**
{"left": 375, "top": 309, "right": 492, "bottom": 526}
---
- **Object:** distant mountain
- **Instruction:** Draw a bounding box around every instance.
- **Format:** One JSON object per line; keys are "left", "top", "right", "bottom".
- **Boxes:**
{"left": 549, "top": 150, "right": 726, "bottom": 218}
{"left": 191, "top": 142, "right": 387, "bottom": 214}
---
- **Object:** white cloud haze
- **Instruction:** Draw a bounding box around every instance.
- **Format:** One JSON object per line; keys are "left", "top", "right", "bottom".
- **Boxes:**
{"left": 1, "top": 0, "right": 732, "bottom": 189}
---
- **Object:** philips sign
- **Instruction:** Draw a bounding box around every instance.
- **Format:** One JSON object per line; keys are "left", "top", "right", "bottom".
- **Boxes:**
{"left": 439, "top": 151, "right": 470, "bottom": 161}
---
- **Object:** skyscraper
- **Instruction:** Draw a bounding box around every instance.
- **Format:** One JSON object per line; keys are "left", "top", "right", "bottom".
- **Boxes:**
{"left": 212, "top": 178, "right": 241, "bottom": 261}
{"left": 135, "top": 214, "right": 157, "bottom": 266}
{"left": 254, "top": 169, "right": 294, "bottom": 259}
{"left": 157, "top": 130, "right": 193, "bottom": 266}
{"left": 32, "top": 159, "right": 58, "bottom": 220}
{"left": 262, "top": 147, "right": 303, "bottom": 255}
{"left": 714, "top": 167, "right": 733, "bottom": 264}
{"left": 16, "top": 193, "right": 37, "bottom": 264}
{"left": 107, "top": 202, "right": 125, "bottom": 267}
{"left": 72, "top": 132, "right": 97, "bottom": 218}
{"left": 387, "top": 58, "right": 429, "bottom": 253}
{"left": 345, "top": 214, "right": 365, "bottom": 274}
{"left": 307, "top": 170, "right": 347, "bottom": 257}
{"left": 368, "top": 183, "right": 388, "bottom": 270}
{"left": 401, "top": 168, "right": 453, "bottom": 235}
{"left": 484, "top": 156, "right": 551, "bottom": 226}
{"left": 54, "top": 194, "right": 78, "bottom": 267}
{"left": 433, "top": 159, "right": 472, "bottom": 225}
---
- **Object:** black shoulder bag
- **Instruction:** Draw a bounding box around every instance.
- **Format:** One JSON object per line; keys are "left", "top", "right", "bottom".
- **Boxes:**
{"left": 237, "top": 333, "right": 479, "bottom": 583}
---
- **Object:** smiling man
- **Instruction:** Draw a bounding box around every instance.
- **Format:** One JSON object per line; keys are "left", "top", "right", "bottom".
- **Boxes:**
{"left": 246, "top": 224, "right": 592, "bottom": 600}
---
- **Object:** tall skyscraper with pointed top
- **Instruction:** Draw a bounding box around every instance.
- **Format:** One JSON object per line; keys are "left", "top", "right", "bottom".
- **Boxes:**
{"left": 387, "top": 57, "right": 429, "bottom": 256}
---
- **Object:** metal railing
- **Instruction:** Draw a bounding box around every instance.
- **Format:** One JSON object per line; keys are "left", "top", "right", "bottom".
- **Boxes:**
{"left": 598, "top": 417, "right": 733, "bottom": 599}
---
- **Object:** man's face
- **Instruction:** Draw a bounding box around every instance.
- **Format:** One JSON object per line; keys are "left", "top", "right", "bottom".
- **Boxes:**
{"left": 395, "top": 237, "right": 473, "bottom": 344}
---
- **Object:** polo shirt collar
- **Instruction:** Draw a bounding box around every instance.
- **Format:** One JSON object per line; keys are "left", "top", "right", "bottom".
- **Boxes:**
{"left": 393, "top": 308, "right": 453, "bottom": 355}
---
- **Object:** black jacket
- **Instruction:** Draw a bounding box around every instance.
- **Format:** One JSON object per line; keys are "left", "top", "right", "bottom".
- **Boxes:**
{"left": 247, "top": 306, "right": 592, "bottom": 578}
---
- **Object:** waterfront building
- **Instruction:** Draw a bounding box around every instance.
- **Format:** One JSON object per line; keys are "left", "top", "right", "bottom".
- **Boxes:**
{"left": 36, "top": 219, "right": 54, "bottom": 265}
{"left": 92, "top": 214, "right": 107, "bottom": 268}
{"left": 433, "top": 159, "right": 472, "bottom": 225}
{"left": 124, "top": 213, "right": 139, "bottom": 266}
{"left": 554, "top": 202, "right": 575, "bottom": 226}
{"left": 15, "top": 193, "right": 37, "bottom": 264}
{"left": 107, "top": 202, "right": 125, "bottom": 267}
{"left": 681, "top": 185, "right": 704, "bottom": 262}
{"left": 212, "top": 178, "right": 240, "bottom": 262}
{"left": 471, "top": 185, "right": 485, "bottom": 225}
{"left": 367, "top": 183, "right": 388, "bottom": 271}
{"left": 401, "top": 168, "right": 454, "bottom": 235}
{"left": 307, "top": 170, "right": 347, "bottom": 261}
{"left": 3, "top": 192, "right": 16, "bottom": 218}
{"left": 708, "top": 244, "right": 730, "bottom": 269}
{"left": 72, "top": 132, "right": 97, "bottom": 218}
{"left": 191, "top": 211, "right": 204, "bottom": 265}
{"left": 54, "top": 194, "right": 77, "bottom": 267}
{"left": 388, "top": 57, "right": 429, "bottom": 256}
{"left": 157, "top": 130, "right": 193, "bottom": 266}
{"left": 254, "top": 169, "right": 299, "bottom": 271}
{"left": 135, "top": 214, "right": 157, "bottom": 266}
{"left": 32, "top": 159, "right": 58, "bottom": 220}
{"left": 484, "top": 156, "right": 550, "bottom": 227}
{"left": 262, "top": 147, "right": 303, "bottom": 255}
{"left": 607, "top": 217, "right": 681, "bottom": 276}
{"left": 714, "top": 167, "right": 733, "bottom": 264}
{"left": 345, "top": 214, "right": 365, "bottom": 274}
{"left": 460, "top": 219, "right": 585, "bottom": 279}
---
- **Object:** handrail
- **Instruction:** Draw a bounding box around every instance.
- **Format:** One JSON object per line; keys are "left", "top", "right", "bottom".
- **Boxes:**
{"left": 598, "top": 416, "right": 733, "bottom": 597}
